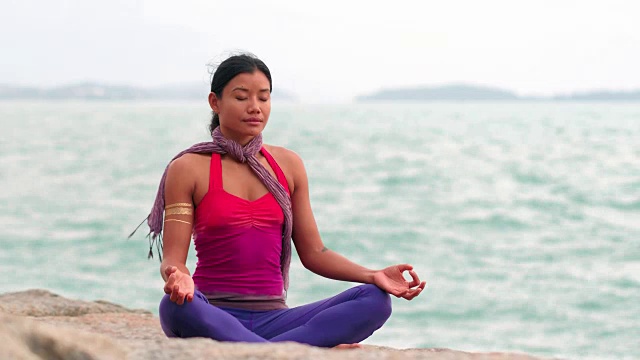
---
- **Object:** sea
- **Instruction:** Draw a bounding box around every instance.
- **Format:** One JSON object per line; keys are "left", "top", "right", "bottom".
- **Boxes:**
{"left": 1, "top": 100, "right": 638, "bottom": 359}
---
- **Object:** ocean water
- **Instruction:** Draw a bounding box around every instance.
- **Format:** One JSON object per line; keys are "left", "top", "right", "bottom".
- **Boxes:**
{"left": 1, "top": 100, "right": 638, "bottom": 359}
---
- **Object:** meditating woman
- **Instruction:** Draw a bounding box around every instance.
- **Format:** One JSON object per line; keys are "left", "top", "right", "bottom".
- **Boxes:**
{"left": 142, "top": 53, "right": 426, "bottom": 348}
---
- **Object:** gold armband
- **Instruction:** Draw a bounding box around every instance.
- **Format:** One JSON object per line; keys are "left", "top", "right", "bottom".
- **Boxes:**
{"left": 164, "top": 202, "right": 193, "bottom": 216}
{"left": 165, "top": 202, "right": 192, "bottom": 210}
{"left": 164, "top": 219, "right": 193, "bottom": 225}
{"left": 165, "top": 207, "right": 193, "bottom": 216}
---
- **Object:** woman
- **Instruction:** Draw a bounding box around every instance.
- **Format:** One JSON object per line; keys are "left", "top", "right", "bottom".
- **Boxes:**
{"left": 145, "top": 54, "right": 426, "bottom": 348}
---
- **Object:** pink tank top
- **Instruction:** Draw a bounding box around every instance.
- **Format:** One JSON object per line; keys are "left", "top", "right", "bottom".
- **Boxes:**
{"left": 192, "top": 147, "right": 290, "bottom": 310}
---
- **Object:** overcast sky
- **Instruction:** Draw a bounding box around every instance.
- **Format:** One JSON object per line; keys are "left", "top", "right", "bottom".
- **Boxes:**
{"left": 2, "top": 0, "right": 639, "bottom": 102}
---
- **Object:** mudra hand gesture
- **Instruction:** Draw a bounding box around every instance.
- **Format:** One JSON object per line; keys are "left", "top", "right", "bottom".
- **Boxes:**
{"left": 163, "top": 266, "right": 195, "bottom": 305}
{"left": 373, "top": 264, "right": 426, "bottom": 300}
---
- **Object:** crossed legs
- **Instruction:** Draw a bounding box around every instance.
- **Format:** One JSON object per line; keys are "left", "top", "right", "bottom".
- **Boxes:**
{"left": 159, "top": 284, "right": 392, "bottom": 347}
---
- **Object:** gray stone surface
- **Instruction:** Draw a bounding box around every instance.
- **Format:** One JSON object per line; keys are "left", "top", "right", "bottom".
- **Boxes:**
{"left": 0, "top": 289, "right": 552, "bottom": 360}
{"left": 0, "top": 289, "right": 149, "bottom": 317}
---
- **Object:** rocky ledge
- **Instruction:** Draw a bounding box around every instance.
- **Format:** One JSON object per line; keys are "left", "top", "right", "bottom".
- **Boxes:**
{"left": 0, "top": 289, "right": 550, "bottom": 360}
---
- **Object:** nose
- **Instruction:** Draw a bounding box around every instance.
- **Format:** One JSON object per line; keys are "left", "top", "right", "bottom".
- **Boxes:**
{"left": 247, "top": 97, "right": 261, "bottom": 114}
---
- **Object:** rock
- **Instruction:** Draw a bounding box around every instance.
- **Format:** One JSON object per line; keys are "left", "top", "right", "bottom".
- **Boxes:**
{"left": 0, "top": 312, "right": 126, "bottom": 360}
{"left": 0, "top": 289, "right": 552, "bottom": 359}
{"left": 0, "top": 289, "right": 149, "bottom": 317}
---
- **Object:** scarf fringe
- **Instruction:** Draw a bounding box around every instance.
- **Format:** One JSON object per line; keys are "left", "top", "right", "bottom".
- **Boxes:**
{"left": 147, "top": 232, "right": 163, "bottom": 262}
{"left": 127, "top": 215, "right": 149, "bottom": 239}
{"left": 128, "top": 215, "right": 163, "bottom": 262}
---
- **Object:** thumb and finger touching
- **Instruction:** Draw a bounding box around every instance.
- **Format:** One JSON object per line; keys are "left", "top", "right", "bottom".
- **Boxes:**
{"left": 403, "top": 281, "right": 427, "bottom": 300}
{"left": 407, "top": 270, "right": 421, "bottom": 287}
{"left": 163, "top": 267, "right": 195, "bottom": 304}
{"left": 164, "top": 266, "right": 177, "bottom": 276}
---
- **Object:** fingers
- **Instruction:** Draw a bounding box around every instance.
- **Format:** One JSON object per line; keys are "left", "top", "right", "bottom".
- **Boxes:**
{"left": 395, "top": 264, "right": 413, "bottom": 272}
{"left": 403, "top": 289, "right": 421, "bottom": 300}
{"left": 402, "top": 281, "right": 427, "bottom": 301}
{"left": 176, "top": 289, "right": 194, "bottom": 305}
{"left": 406, "top": 270, "right": 421, "bottom": 288}
{"left": 164, "top": 269, "right": 194, "bottom": 305}
{"left": 163, "top": 272, "right": 176, "bottom": 294}
{"left": 170, "top": 284, "right": 189, "bottom": 305}
{"left": 402, "top": 284, "right": 424, "bottom": 300}
{"left": 169, "top": 284, "right": 179, "bottom": 302}
{"left": 389, "top": 288, "right": 409, "bottom": 298}
{"left": 163, "top": 268, "right": 181, "bottom": 293}
{"left": 176, "top": 289, "right": 186, "bottom": 305}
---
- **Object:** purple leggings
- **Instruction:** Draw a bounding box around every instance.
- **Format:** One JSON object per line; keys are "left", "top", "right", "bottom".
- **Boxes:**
{"left": 159, "top": 284, "right": 392, "bottom": 347}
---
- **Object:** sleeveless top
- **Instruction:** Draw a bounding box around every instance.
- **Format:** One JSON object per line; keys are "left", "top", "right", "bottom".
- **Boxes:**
{"left": 192, "top": 147, "right": 290, "bottom": 310}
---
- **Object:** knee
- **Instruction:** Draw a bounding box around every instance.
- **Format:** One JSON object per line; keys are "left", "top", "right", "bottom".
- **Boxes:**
{"left": 159, "top": 294, "right": 178, "bottom": 337}
{"left": 159, "top": 294, "right": 198, "bottom": 337}
{"left": 358, "top": 284, "right": 392, "bottom": 322}
{"left": 159, "top": 293, "right": 179, "bottom": 315}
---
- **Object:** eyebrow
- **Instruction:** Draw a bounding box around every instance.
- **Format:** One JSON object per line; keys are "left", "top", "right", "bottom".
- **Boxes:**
{"left": 232, "top": 87, "right": 270, "bottom": 93}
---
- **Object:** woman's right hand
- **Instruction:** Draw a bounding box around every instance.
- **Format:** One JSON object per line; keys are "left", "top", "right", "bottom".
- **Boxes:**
{"left": 163, "top": 266, "right": 195, "bottom": 305}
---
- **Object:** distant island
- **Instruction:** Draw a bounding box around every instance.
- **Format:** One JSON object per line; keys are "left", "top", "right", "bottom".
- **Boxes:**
{"left": 0, "top": 82, "right": 296, "bottom": 101}
{"left": 3, "top": 82, "right": 640, "bottom": 102}
{"left": 356, "top": 84, "right": 640, "bottom": 102}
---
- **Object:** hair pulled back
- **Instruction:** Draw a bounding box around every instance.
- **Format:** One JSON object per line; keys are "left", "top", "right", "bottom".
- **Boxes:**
{"left": 209, "top": 54, "right": 272, "bottom": 133}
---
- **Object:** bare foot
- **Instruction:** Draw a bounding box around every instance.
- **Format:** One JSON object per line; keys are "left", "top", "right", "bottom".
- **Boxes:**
{"left": 332, "top": 343, "right": 363, "bottom": 350}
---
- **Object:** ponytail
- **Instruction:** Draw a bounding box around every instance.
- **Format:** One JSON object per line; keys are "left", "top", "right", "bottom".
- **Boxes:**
{"left": 209, "top": 112, "right": 220, "bottom": 133}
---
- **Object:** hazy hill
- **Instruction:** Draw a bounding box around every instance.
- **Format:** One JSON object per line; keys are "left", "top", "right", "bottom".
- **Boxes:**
{"left": 0, "top": 83, "right": 297, "bottom": 101}
{"left": 356, "top": 84, "right": 640, "bottom": 102}
{"left": 552, "top": 90, "right": 640, "bottom": 101}
{"left": 357, "top": 84, "right": 519, "bottom": 101}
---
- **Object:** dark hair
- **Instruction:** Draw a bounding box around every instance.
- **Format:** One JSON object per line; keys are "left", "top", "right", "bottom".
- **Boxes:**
{"left": 209, "top": 54, "right": 273, "bottom": 133}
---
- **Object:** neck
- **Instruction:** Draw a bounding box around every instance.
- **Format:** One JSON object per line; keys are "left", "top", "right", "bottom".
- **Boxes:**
{"left": 219, "top": 127, "right": 256, "bottom": 146}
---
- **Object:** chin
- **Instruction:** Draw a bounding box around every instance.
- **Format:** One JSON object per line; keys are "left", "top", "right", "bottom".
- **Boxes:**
{"left": 244, "top": 126, "right": 265, "bottom": 136}
{"left": 233, "top": 125, "right": 265, "bottom": 139}
{"left": 244, "top": 123, "right": 267, "bottom": 133}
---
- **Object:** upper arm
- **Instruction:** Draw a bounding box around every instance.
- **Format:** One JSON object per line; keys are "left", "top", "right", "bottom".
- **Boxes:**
{"left": 161, "top": 156, "right": 196, "bottom": 269}
{"left": 288, "top": 151, "right": 325, "bottom": 265}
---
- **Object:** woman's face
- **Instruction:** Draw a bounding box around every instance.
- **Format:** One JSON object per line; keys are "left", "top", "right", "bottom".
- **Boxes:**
{"left": 209, "top": 71, "right": 271, "bottom": 143}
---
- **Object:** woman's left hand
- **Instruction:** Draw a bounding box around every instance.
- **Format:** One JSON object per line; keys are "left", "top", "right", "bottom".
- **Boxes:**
{"left": 373, "top": 264, "right": 426, "bottom": 300}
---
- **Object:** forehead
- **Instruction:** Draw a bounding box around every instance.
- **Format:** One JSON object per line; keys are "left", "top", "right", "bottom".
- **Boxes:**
{"left": 225, "top": 71, "right": 270, "bottom": 91}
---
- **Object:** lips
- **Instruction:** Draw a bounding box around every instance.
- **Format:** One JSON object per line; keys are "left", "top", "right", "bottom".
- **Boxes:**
{"left": 243, "top": 117, "right": 262, "bottom": 123}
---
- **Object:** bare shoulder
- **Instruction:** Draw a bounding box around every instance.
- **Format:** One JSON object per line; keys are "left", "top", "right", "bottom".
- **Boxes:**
{"left": 167, "top": 153, "right": 208, "bottom": 173}
{"left": 263, "top": 144, "right": 307, "bottom": 193}
{"left": 263, "top": 144, "right": 305, "bottom": 171}
{"left": 166, "top": 153, "right": 210, "bottom": 188}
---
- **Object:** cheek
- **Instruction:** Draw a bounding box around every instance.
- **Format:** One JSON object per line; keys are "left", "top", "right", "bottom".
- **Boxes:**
{"left": 262, "top": 102, "right": 272, "bottom": 115}
{"left": 221, "top": 102, "right": 242, "bottom": 116}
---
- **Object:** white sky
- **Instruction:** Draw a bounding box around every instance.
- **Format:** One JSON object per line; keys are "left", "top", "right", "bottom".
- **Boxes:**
{"left": 2, "top": 0, "right": 639, "bottom": 102}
